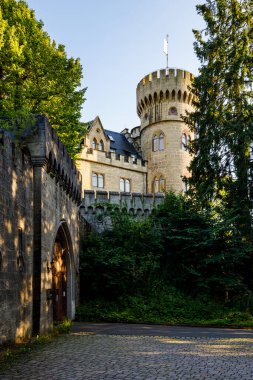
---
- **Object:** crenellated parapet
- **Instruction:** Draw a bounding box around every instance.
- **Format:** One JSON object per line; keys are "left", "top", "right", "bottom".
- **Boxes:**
{"left": 136, "top": 68, "right": 195, "bottom": 130}
{"left": 27, "top": 116, "right": 82, "bottom": 204}
{"left": 78, "top": 146, "right": 146, "bottom": 170}
{"left": 79, "top": 190, "right": 165, "bottom": 219}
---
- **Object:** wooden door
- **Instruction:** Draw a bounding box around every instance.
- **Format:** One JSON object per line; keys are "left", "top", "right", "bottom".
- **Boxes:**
{"left": 52, "top": 241, "right": 67, "bottom": 321}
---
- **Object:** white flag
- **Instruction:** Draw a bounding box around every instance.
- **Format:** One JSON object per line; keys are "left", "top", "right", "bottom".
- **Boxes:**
{"left": 163, "top": 38, "right": 168, "bottom": 55}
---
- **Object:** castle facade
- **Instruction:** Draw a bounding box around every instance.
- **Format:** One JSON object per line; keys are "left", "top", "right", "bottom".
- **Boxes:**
{"left": 77, "top": 68, "right": 194, "bottom": 195}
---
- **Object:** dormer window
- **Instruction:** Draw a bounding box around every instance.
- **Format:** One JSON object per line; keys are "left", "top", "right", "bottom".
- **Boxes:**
{"left": 99, "top": 140, "right": 104, "bottom": 151}
{"left": 92, "top": 138, "right": 97, "bottom": 150}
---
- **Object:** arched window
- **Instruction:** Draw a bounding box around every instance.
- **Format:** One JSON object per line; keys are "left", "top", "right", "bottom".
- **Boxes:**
{"left": 153, "top": 176, "right": 165, "bottom": 193}
{"left": 92, "top": 138, "right": 97, "bottom": 150}
{"left": 153, "top": 135, "right": 158, "bottom": 152}
{"left": 99, "top": 140, "right": 104, "bottom": 151}
{"left": 182, "top": 133, "right": 187, "bottom": 151}
{"left": 125, "top": 179, "right": 130, "bottom": 192}
{"left": 159, "top": 134, "right": 164, "bottom": 151}
{"left": 159, "top": 176, "right": 165, "bottom": 191}
{"left": 92, "top": 172, "right": 104, "bottom": 188}
{"left": 92, "top": 173, "right": 98, "bottom": 187}
{"left": 120, "top": 178, "right": 131, "bottom": 192}
{"left": 98, "top": 174, "right": 104, "bottom": 188}
{"left": 120, "top": 178, "right": 125, "bottom": 192}
{"left": 153, "top": 176, "right": 159, "bottom": 193}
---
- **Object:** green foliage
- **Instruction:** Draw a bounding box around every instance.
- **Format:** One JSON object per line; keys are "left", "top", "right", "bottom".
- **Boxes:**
{"left": 80, "top": 190, "right": 252, "bottom": 327}
{"left": 0, "top": 0, "right": 86, "bottom": 157}
{"left": 80, "top": 211, "right": 162, "bottom": 300}
{"left": 76, "top": 285, "right": 253, "bottom": 328}
{"left": 184, "top": 0, "right": 253, "bottom": 236}
{"left": 54, "top": 319, "right": 72, "bottom": 334}
{"left": 153, "top": 191, "right": 249, "bottom": 298}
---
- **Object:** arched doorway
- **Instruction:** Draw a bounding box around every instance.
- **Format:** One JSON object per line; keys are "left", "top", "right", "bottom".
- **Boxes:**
{"left": 52, "top": 221, "right": 75, "bottom": 321}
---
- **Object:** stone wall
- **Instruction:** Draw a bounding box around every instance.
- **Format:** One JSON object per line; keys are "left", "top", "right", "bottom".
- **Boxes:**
{"left": 77, "top": 149, "right": 147, "bottom": 193}
{"left": 0, "top": 131, "right": 34, "bottom": 343}
{"left": 0, "top": 116, "right": 82, "bottom": 343}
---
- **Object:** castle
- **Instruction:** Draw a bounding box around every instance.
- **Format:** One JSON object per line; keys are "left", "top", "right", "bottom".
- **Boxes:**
{"left": 0, "top": 67, "right": 194, "bottom": 344}
{"left": 77, "top": 68, "right": 194, "bottom": 199}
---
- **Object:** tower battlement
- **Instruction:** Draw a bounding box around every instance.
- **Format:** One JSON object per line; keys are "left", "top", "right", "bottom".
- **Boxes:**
{"left": 138, "top": 68, "right": 193, "bottom": 87}
{"left": 137, "top": 68, "right": 194, "bottom": 120}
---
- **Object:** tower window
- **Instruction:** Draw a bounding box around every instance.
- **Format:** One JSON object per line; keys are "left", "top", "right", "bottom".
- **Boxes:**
{"left": 169, "top": 107, "right": 177, "bottom": 115}
{"left": 153, "top": 176, "right": 165, "bottom": 193}
{"left": 120, "top": 178, "right": 131, "bottom": 192}
{"left": 92, "top": 138, "right": 97, "bottom": 150}
{"left": 92, "top": 172, "right": 104, "bottom": 188}
{"left": 182, "top": 178, "right": 188, "bottom": 193}
{"left": 182, "top": 133, "right": 187, "bottom": 151}
{"left": 153, "top": 135, "right": 158, "bottom": 152}
{"left": 159, "top": 134, "right": 164, "bottom": 151}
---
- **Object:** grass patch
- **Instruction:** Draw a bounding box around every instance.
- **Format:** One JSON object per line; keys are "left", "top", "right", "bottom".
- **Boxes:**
{"left": 76, "top": 287, "right": 253, "bottom": 328}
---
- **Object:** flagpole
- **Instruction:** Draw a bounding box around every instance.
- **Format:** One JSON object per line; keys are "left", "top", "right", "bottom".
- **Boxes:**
{"left": 166, "top": 34, "right": 168, "bottom": 70}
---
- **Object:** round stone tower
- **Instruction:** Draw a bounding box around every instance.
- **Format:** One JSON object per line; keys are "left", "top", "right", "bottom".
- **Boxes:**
{"left": 136, "top": 68, "right": 194, "bottom": 193}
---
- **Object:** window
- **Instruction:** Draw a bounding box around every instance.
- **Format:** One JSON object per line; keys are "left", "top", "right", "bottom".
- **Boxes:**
{"left": 120, "top": 178, "right": 125, "bottom": 192}
{"left": 182, "top": 178, "right": 188, "bottom": 193}
{"left": 153, "top": 133, "right": 164, "bottom": 151}
{"left": 153, "top": 135, "right": 158, "bottom": 152}
{"left": 153, "top": 176, "right": 165, "bottom": 193}
{"left": 120, "top": 178, "right": 131, "bottom": 192}
{"left": 159, "top": 176, "right": 165, "bottom": 191}
{"left": 182, "top": 133, "right": 187, "bottom": 151}
{"left": 153, "top": 177, "right": 159, "bottom": 193}
{"left": 169, "top": 106, "right": 177, "bottom": 115}
{"left": 108, "top": 135, "right": 115, "bottom": 142}
{"left": 98, "top": 174, "right": 104, "bottom": 188}
{"left": 92, "top": 173, "right": 98, "bottom": 187}
{"left": 92, "top": 173, "right": 104, "bottom": 188}
{"left": 125, "top": 179, "right": 130, "bottom": 192}
{"left": 92, "top": 138, "right": 97, "bottom": 150}
{"left": 159, "top": 134, "right": 164, "bottom": 151}
{"left": 99, "top": 140, "right": 104, "bottom": 151}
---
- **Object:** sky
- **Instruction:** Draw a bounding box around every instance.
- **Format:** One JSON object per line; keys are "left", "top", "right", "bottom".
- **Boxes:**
{"left": 25, "top": 0, "right": 205, "bottom": 132}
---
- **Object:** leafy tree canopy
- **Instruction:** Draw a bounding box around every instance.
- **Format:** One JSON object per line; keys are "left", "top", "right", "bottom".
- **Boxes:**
{"left": 184, "top": 0, "right": 253, "bottom": 236}
{"left": 0, "top": 0, "right": 86, "bottom": 158}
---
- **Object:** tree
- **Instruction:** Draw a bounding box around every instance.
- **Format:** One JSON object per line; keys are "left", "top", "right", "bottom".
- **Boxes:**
{"left": 80, "top": 211, "right": 162, "bottom": 300}
{"left": 184, "top": 0, "right": 253, "bottom": 237}
{"left": 0, "top": 0, "right": 86, "bottom": 158}
{"left": 153, "top": 191, "right": 249, "bottom": 299}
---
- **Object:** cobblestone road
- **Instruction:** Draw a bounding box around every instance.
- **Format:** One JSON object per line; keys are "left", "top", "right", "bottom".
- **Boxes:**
{"left": 1, "top": 324, "right": 253, "bottom": 380}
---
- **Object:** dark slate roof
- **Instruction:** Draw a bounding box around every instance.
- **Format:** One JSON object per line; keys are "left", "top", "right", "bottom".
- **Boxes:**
{"left": 105, "top": 129, "right": 140, "bottom": 157}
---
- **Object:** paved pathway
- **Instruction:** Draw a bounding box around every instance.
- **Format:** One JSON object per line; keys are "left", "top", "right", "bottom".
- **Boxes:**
{"left": 1, "top": 323, "right": 253, "bottom": 379}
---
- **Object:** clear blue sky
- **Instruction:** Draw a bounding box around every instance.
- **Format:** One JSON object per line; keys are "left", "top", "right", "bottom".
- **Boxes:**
{"left": 25, "top": 0, "right": 205, "bottom": 132}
